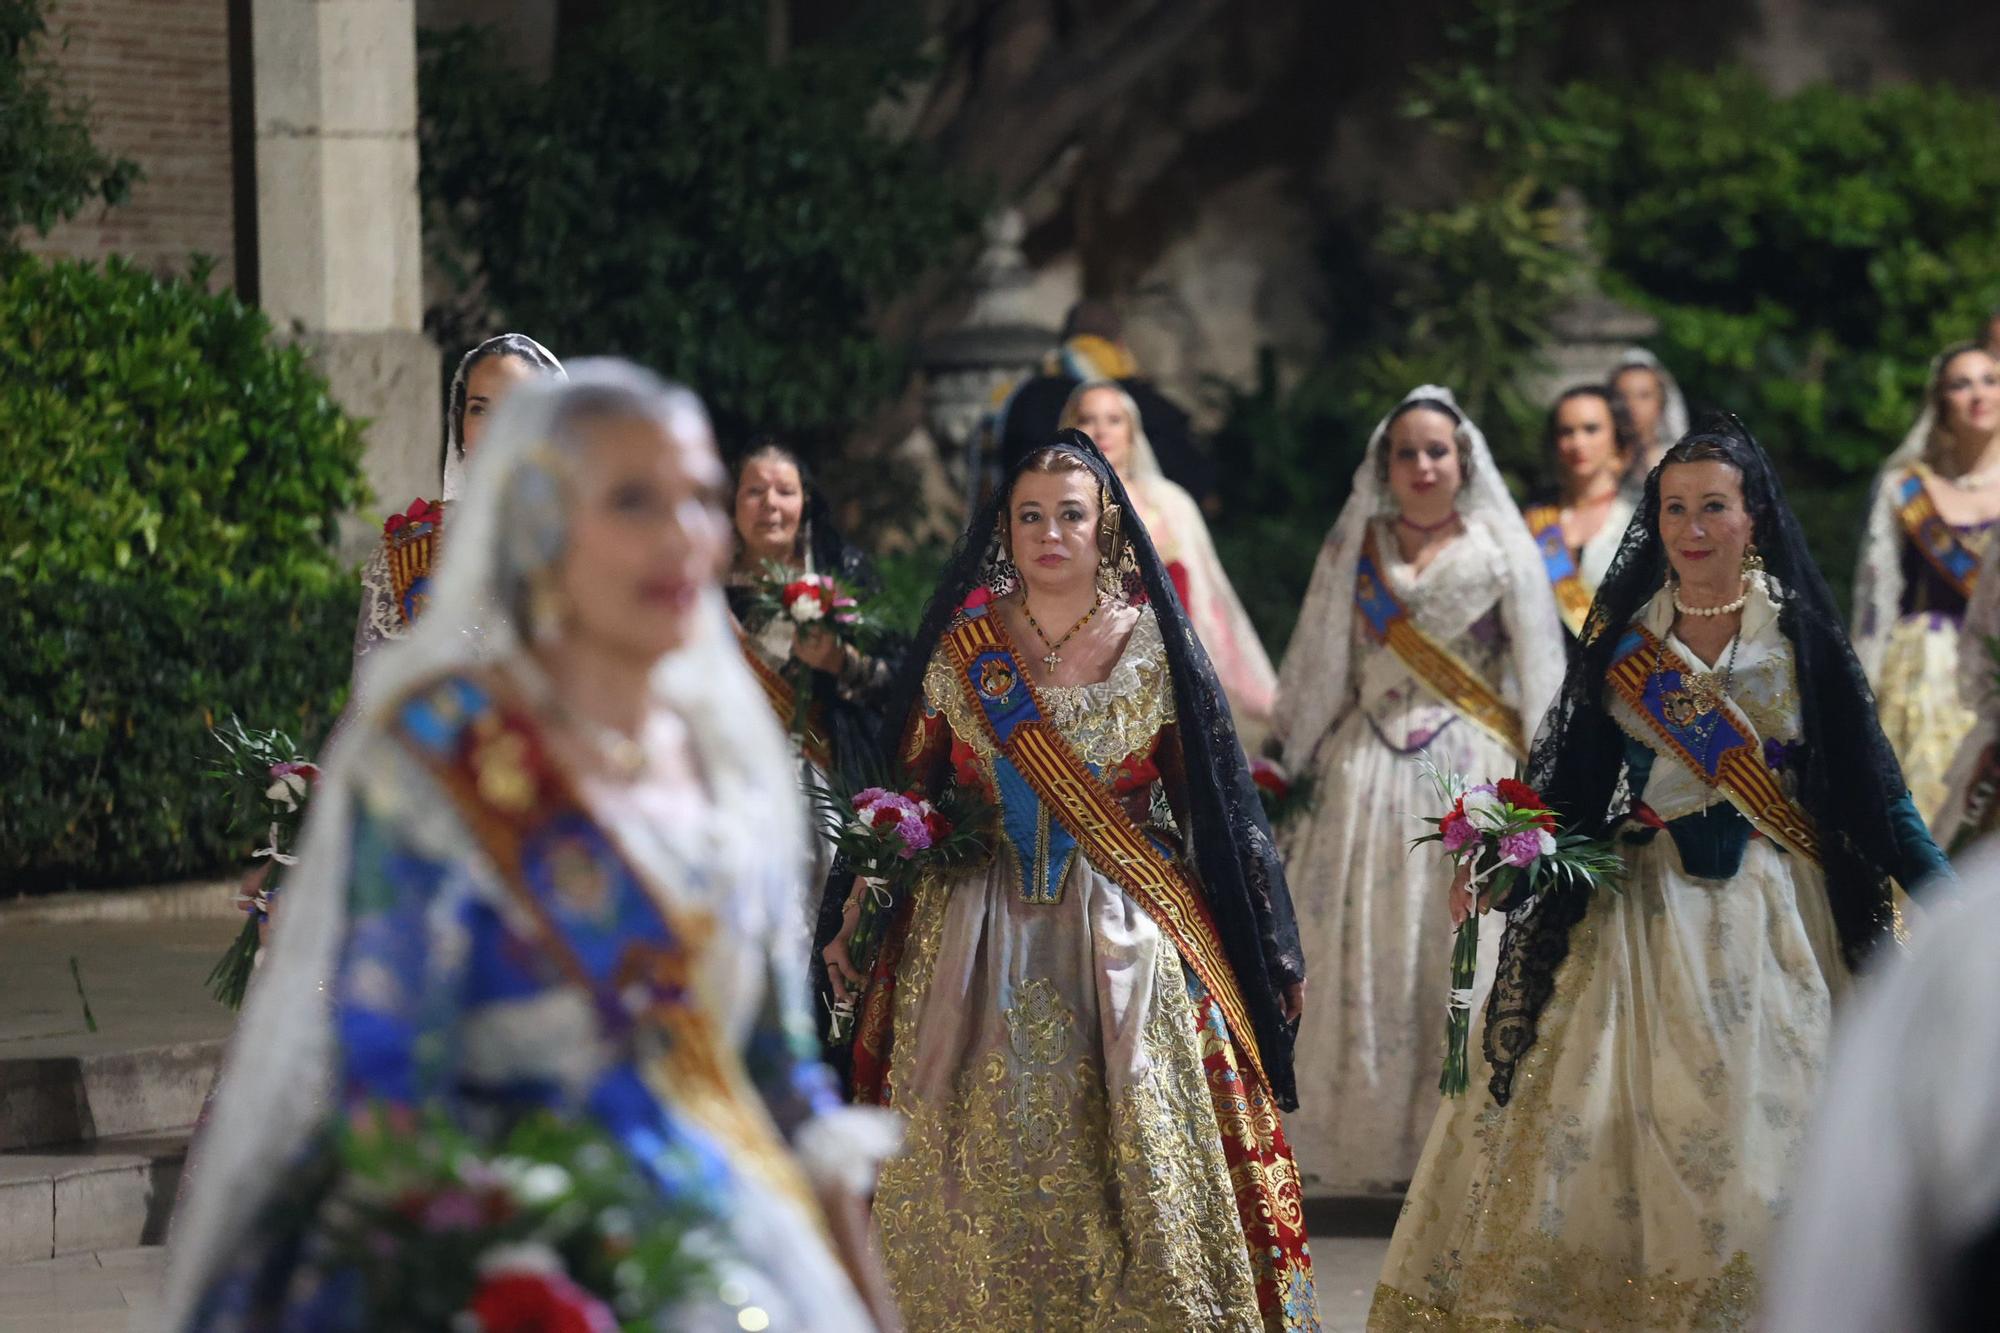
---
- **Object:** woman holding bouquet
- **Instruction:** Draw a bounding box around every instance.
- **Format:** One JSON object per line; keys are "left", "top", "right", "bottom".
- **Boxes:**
{"left": 1371, "top": 416, "right": 1950, "bottom": 1331}
{"left": 166, "top": 363, "right": 897, "bottom": 1332}
{"left": 1851, "top": 343, "right": 2000, "bottom": 826}
{"left": 727, "top": 441, "right": 900, "bottom": 888}
{"left": 353, "top": 332, "right": 565, "bottom": 667}
{"left": 822, "top": 429, "right": 1319, "bottom": 1331}
{"left": 1272, "top": 386, "right": 1566, "bottom": 1196}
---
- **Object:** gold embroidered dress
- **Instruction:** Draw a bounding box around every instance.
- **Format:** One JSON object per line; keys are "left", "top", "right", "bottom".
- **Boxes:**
{"left": 1371, "top": 577, "right": 1850, "bottom": 1331}
{"left": 870, "top": 606, "right": 1316, "bottom": 1332}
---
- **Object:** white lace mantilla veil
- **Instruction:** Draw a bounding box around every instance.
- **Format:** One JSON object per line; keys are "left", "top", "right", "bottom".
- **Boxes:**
{"left": 1852, "top": 348, "right": 1986, "bottom": 683}
{"left": 1271, "top": 385, "right": 1566, "bottom": 773}
{"left": 442, "top": 333, "right": 567, "bottom": 502}
{"left": 163, "top": 362, "right": 812, "bottom": 1327}
{"left": 1613, "top": 346, "right": 1690, "bottom": 448}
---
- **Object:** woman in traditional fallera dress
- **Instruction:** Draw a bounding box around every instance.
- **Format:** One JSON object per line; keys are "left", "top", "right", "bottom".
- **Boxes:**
{"left": 164, "top": 363, "right": 897, "bottom": 1332}
{"left": 824, "top": 430, "right": 1319, "bottom": 1331}
{"left": 1932, "top": 534, "right": 2000, "bottom": 854}
{"left": 1272, "top": 387, "right": 1565, "bottom": 1197}
{"left": 1371, "top": 416, "right": 1949, "bottom": 1332}
{"left": 1062, "top": 378, "right": 1279, "bottom": 740}
{"left": 1853, "top": 343, "right": 2000, "bottom": 827}
{"left": 1522, "top": 386, "right": 1639, "bottom": 640}
{"left": 353, "top": 333, "right": 563, "bottom": 667}
{"left": 725, "top": 440, "right": 899, "bottom": 918}
{"left": 1609, "top": 346, "right": 1690, "bottom": 486}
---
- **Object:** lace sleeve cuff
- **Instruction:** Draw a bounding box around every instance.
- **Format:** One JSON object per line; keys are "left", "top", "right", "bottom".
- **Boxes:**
{"left": 792, "top": 1105, "right": 904, "bottom": 1197}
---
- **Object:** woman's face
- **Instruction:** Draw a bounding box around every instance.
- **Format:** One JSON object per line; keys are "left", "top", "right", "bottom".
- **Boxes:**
{"left": 1553, "top": 395, "right": 1625, "bottom": 492}
{"left": 1384, "top": 407, "right": 1464, "bottom": 514}
{"left": 553, "top": 409, "right": 730, "bottom": 662}
{"left": 1008, "top": 468, "right": 1102, "bottom": 599}
{"left": 1071, "top": 387, "right": 1135, "bottom": 475}
{"left": 1937, "top": 349, "right": 2000, "bottom": 445}
{"left": 733, "top": 455, "right": 805, "bottom": 564}
{"left": 461, "top": 354, "right": 540, "bottom": 459}
{"left": 1657, "top": 459, "right": 1753, "bottom": 591}
{"left": 1614, "top": 367, "right": 1665, "bottom": 441}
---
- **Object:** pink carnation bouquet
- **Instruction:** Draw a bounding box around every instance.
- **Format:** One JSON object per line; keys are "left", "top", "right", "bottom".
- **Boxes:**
{"left": 1409, "top": 752, "right": 1624, "bottom": 1095}
{"left": 205, "top": 717, "right": 322, "bottom": 1008}
{"left": 810, "top": 776, "right": 993, "bottom": 1042}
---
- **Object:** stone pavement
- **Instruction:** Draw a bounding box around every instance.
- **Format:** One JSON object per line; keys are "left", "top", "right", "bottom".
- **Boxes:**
{"left": 0, "top": 1237, "right": 1392, "bottom": 1331}
{"left": 0, "top": 892, "right": 1395, "bottom": 1328}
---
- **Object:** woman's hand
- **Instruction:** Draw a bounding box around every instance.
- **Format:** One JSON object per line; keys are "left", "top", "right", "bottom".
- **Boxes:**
{"left": 1448, "top": 861, "right": 1479, "bottom": 927}
{"left": 822, "top": 878, "right": 867, "bottom": 1001}
{"left": 792, "top": 624, "right": 847, "bottom": 674}
{"left": 815, "top": 1178, "right": 903, "bottom": 1331}
{"left": 1281, "top": 980, "right": 1306, "bottom": 1026}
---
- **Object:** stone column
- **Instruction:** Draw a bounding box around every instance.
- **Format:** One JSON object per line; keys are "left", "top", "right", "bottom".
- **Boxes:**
{"left": 254, "top": 0, "right": 438, "bottom": 547}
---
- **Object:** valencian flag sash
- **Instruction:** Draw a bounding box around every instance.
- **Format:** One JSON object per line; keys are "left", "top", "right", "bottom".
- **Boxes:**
{"left": 392, "top": 671, "right": 816, "bottom": 1210}
{"left": 383, "top": 498, "right": 443, "bottom": 627}
{"left": 938, "top": 606, "right": 1273, "bottom": 1096}
{"left": 1605, "top": 626, "right": 1821, "bottom": 865}
{"left": 1355, "top": 526, "right": 1526, "bottom": 758}
{"left": 1895, "top": 469, "right": 1983, "bottom": 601}
{"left": 735, "top": 627, "right": 834, "bottom": 771}
{"left": 1523, "top": 504, "right": 1593, "bottom": 636}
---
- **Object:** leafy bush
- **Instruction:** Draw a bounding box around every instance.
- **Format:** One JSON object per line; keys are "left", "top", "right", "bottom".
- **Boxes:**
{"left": 0, "top": 256, "right": 368, "bottom": 589}
{"left": 0, "top": 255, "right": 366, "bottom": 893}
{"left": 1565, "top": 68, "right": 2000, "bottom": 604}
{"left": 0, "top": 0, "right": 138, "bottom": 243}
{"left": 1, "top": 580, "right": 353, "bottom": 892}
{"left": 418, "top": 2, "right": 981, "bottom": 449}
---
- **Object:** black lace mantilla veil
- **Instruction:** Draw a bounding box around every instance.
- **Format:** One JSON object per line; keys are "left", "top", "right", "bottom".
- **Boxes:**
{"left": 817, "top": 428, "right": 1308, "bottom": 1109}
{"left": 1483, "top": 413, "right": 1916, "bottom": 1105}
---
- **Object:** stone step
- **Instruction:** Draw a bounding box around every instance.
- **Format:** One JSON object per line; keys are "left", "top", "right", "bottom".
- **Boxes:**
{"left": 0, "top": 1039, "right": 223, "bottom": 1153}
{"left": 0, "top": 1133, "right": 189, "bottom": 1264}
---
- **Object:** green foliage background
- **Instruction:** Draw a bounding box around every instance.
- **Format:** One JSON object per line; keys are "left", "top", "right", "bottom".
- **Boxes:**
{"left": 1213, "top": 1, "right": 2000, "bottom": 657}
{"left": 418, "top": 0, "right": 980, "bottom": 452}
{"left": 0, "top": 257, "right": 366, "bottom": 892}
{"left": 0, "top": 0, "right": 136, "bottom": 241}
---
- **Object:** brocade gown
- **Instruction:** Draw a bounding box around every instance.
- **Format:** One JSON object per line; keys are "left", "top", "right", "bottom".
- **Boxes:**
{"left": 1370, "top": 577, "right": 1946, "bottom": 1331}
{"left": 862, "top": 606, "right": 1320, "bottom": 1333}
{"left": 1278, "top": 520, "right": 1520, "bottom": 1195}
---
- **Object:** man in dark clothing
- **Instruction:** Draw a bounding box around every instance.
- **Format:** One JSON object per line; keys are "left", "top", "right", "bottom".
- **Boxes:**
{"left": 996, "top": 300, "right": 1216, "bottom": 507}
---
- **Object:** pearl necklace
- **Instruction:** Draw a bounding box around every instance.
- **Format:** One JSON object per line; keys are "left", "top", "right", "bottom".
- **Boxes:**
{"left": 1672, "top": 576, "right": 1750, "bottom": 618}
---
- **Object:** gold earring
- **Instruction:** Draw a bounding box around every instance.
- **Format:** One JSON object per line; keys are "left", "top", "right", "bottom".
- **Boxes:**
{"left": 1742, "top": 542, "right": 1765, "bottom": 574}
{"left": 529, "top": 571, "right": 566, "bottom": 641}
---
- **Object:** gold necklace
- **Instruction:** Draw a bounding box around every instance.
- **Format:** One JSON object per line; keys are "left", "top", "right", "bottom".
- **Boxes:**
{"left": 1021, "top": 594, "right": 1102, "bottom": 671}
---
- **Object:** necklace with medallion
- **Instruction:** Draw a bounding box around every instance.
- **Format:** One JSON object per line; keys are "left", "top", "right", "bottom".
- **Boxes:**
{"left": 1022, "top": 593, "right": 1103, "bottom": 671}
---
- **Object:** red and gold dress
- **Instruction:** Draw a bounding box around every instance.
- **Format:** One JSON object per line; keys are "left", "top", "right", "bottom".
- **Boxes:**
{"left": 855, "top": 605, "right": 1319, "bottom": 1332}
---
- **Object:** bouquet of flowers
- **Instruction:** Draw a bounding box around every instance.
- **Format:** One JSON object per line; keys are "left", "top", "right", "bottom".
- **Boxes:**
{"left": 294, "top": 1105, "right": 712, "bottom": 1332}
{"left": 1248, "top": 757, "right": 1316, "bottom": 830}
{"left": 743, "top": 561, "right": 873, "bottom": 740}
{"left": 205, "top": 717, "right": 321, "bottom": 1008}
{"left": 810, "top": 775, "right": 993, "bottom": 1043}
{"left": 1410, "top": 753, "right": 1624, "bottom": 1096}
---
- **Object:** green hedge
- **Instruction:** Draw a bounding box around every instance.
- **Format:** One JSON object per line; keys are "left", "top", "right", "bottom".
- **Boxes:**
{"left": 0, "top": 255, "right": 367, "bottom": 892}
{"left": 1, "top": 580, "right": 354, "bottom": 892}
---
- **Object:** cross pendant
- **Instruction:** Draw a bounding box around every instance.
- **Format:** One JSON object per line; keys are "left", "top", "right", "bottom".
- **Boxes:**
{"left": 1043, "top": 651, "right": 1062, "bottom": 670}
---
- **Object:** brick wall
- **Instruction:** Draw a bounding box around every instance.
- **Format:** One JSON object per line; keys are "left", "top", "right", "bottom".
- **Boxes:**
{"left": 16, "top": 0, "right": 239, "bottom": 290}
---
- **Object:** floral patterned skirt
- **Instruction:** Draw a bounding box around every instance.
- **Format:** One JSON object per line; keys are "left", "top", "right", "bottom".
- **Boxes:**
{"left": 1370, "top": 835, "right": 1848, "bottom": 1332}
{"left": 1875, "top": 614, "right": 1976, "bottom": 828}
{"left": 871, "top": 858, "right": 1319, "bottom": 1332}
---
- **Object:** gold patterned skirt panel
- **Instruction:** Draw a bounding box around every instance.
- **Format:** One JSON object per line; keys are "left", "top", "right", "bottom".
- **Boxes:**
{"left": 1369, "top": 836, "right": 1848, "bottom": 1332}
{"left": 1875, "top": 615, "right": 1978, "bottom": 827}
{"left": 874, "top": 859, "right": 1264, "bottom": 1332}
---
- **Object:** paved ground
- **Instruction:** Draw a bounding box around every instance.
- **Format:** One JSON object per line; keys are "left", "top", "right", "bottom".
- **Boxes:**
{"left": 0, "top": 1237, "right": 1392, "bottom": 1332}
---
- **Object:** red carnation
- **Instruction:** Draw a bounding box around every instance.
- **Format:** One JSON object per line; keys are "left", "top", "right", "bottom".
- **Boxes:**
{"left": 463, "top": 1272, "right": 617, "bottom": 1333}
{"left": 1495, "top": 778, "right": 1556, "bottom": 832}
{"left": 923, "top": 807, "right": 952, "bottom": 841}
{"left": 1249, "top": 758, "right": 1290, "bottom": 798}
{"left": 866, "top": 804, "right": 902, "bottom": 831}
